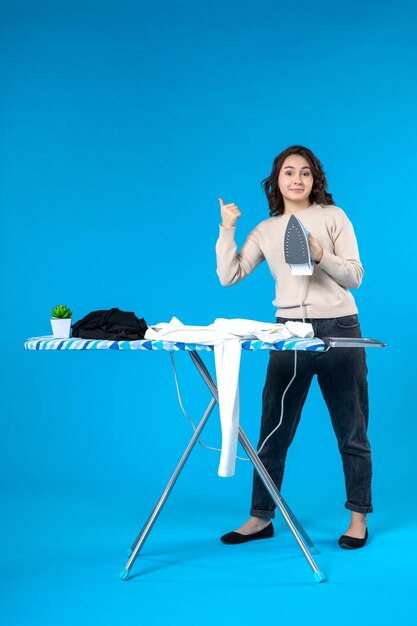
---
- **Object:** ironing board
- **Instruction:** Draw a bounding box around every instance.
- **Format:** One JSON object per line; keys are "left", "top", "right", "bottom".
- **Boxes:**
{"left": 24, "top": 334, "right": 386, "bottom": 583}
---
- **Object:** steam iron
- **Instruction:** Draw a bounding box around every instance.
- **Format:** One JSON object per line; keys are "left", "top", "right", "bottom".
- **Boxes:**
{"left": 284, "top": 214, "right": 314, "bottom": 275}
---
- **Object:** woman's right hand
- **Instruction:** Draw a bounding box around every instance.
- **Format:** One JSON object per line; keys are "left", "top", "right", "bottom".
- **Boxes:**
{"left": 218, "top": 197, "right": 241, "bottom": 228}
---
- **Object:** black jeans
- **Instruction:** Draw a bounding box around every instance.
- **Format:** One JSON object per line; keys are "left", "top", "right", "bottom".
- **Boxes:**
{"left": 250, "top": 314, "right": 373, "bottom": 519}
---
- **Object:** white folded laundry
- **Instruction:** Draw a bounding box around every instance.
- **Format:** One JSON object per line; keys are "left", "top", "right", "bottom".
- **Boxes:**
{"left": 145, "top": 316, "right": 313, "bottom": 344}
{"left": 145, "top": 317, "right": 314, "bottom": 477}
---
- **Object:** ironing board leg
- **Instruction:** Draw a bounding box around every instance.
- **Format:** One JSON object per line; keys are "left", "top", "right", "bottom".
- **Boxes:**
{"left": 237, "top": 428, "right": 324, "bottom": 581}
{"left": 270, "top": 492, "right": 319, "bottom": 555}
{"left": 188, "top": 351, "right": 316, "bottom": 546}
{"left": 188, "top": 350, "right": 325, "bottom": 583}
{"left": 121, "top": 350, "right": 324, "bottom": 583}
{"left": 120, "top": 396, "right": 217, "bottom": 581}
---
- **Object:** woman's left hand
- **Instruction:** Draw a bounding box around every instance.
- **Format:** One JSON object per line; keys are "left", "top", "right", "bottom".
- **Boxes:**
{"left": 308, "top": 232, "right": 324, "bottom": 263}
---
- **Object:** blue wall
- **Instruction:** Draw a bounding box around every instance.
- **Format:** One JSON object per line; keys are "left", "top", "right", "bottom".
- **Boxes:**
{"left": 1, "top": 1, "right": 416, "bottom": 622}
{"left": 2, "top": 0, "right": 415, "bottom": 508}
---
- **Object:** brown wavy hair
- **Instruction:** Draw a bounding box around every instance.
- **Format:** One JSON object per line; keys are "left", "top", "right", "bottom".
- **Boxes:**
{"left": 261, "top": 145, "right": 335, "bottom": 217}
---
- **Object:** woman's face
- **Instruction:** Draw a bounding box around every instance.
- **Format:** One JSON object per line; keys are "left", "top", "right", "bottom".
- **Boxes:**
{"left": 278, "top": 154, "right": 314, "bottom": 205}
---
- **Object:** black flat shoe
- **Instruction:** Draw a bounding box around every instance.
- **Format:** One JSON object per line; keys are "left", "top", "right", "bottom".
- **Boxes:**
{"left": 220, "top": 522, "right": 274, "bottom": 544}
{"left": 338, "top": 527, "right": 368, "bottom": 549}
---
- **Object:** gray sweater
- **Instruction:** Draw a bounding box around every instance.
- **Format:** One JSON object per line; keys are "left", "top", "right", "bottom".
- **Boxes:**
{"left": 215, "top": 203, "right": 364, "bottom": 319}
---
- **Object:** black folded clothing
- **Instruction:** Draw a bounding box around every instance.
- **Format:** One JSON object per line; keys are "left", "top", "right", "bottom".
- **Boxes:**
{"left": 71, "top": 307, "right": 148, "bottom": 340}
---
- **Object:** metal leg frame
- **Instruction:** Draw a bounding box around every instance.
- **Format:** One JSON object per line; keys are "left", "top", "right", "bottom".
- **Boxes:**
{"left": 120, "top": 350, "right": 326, "bottom": 583}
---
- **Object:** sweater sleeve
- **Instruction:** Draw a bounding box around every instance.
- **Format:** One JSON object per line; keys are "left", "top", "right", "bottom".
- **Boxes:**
{"left": 215, "top": 225, "right": 265, "bottom": 286}
{"left": 315, "top": 217, "right": 364, "bottom": 289}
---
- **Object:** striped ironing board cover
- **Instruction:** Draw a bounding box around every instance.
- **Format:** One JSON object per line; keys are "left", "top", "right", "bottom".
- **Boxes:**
{"left": 24, "top": 336, "right": 326, "bottom": 352}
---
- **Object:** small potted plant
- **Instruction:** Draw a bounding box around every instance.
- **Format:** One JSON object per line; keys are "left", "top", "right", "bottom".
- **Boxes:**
{"left": 50, "top": 304, "right": 73, "bottom": 338}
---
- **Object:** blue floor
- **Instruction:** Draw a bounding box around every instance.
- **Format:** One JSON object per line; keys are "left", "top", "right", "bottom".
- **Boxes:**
{"left": 1, "top": 485, "right": 416, "bottom": 625}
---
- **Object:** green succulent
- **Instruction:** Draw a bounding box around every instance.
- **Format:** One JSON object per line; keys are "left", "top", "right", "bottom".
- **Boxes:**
{"left": 51, "top": 304, "right": 73, "bottom": 319}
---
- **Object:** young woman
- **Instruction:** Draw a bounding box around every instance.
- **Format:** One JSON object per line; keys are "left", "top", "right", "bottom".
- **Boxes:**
{"left": 215, "top": 145, "right": 371, "bottom": 549}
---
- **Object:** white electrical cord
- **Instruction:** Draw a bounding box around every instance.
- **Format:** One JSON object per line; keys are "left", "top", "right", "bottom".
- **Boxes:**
{"left": 169, "top": 339, "right": 299, "bottom": 462}
{"left": 256, "top": 348, "right": 298, "bottom": 456}
{"left": 169, "top": 351, "right": 249, "bottom": 460}
{"left": 300, "top": 275, "right": 306, "bottom": 323}
{"left": 256, "top": 281, "right": 308, "bottom": 453}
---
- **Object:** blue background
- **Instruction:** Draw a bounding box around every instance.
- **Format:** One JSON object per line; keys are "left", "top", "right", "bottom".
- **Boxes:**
{"left": 1, "top": 0, "right": 416, "bottom": 624}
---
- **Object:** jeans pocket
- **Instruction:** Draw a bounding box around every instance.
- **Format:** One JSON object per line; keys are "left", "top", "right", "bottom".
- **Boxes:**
{"left": 335, "top": 314, "right": 359, "bottom": 329}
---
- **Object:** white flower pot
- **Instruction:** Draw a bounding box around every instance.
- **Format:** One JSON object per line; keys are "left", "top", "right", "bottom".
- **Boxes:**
{"left": 51, "top": 318, "right": 72, "bottom": 339}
